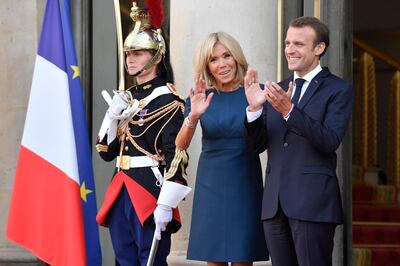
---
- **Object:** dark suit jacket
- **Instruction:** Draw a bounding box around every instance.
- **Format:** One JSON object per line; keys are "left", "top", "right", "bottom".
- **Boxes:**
{"left": 246, "top": 67, "right": 353, "bottom": 224}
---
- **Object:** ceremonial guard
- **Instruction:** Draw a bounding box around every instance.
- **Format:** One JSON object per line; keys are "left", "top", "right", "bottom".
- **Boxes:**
{"left": 95, "top": 1, "right": 191, "bottom": 265}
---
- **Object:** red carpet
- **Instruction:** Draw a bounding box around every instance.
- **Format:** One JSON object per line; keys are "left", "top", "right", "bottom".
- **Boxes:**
{"left": 353, "top": 182, "right": 400, "bottom": 266}
{"left": 370, "top": 248, "right": 400, "bottom": 266}
{"left": 353, "top": 224, "right": 400, "bottom": 245}
{"left": 353, "top": 204, "right": 400, "bottom": 223}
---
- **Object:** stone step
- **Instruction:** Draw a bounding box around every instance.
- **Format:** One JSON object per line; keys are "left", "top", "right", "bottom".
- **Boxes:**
{"left": 0, "top": 248, "right": 45, "bottom": 266}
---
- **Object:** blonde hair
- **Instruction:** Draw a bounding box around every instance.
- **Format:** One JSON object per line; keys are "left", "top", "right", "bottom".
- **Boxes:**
{"left": 193, "top": 32, "right": 248, "bottom": 89}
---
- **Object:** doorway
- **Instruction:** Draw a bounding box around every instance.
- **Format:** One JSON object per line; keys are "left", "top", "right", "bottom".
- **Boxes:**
{"left": 352, "top": 0, "right": 400, "bottom": 265}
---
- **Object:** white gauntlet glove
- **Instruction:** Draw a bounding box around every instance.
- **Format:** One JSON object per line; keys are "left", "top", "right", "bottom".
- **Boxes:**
{"left": 153, "top": 204, "right": 173, "bottom": 240}
{"left": 98, "top": 90, "right": 130, "bottom": 144}
{"left": 107, "top": 91, "right": 129, "bottom": 119}
{"left": 152, "top": 181, "right": 192, "bottom": 240}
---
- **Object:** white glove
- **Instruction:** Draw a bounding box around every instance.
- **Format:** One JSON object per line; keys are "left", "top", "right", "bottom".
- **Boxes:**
{"left": 107, "top": 91, "right": 129, "bottom": 119}
{"left": 153, "top": 204, "right": 173, "bottom": 240}
{"left": 103, "top": 91, "right": 129, "bottom": 144}
{"left": 98, "top": 90, "right": 131, "bottom": 144}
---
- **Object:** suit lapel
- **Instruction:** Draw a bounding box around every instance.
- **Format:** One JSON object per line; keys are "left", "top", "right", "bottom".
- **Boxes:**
{"left": 298, "top": 67, "right": 330, "bottom": 109}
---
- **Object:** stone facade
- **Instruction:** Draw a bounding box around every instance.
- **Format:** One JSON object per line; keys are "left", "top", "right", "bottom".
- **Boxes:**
{"left": 1, "top": 0, "right": 350, "bottom": 265}
{"left": 0, "top": 0, "right": 45, "bottom": 263}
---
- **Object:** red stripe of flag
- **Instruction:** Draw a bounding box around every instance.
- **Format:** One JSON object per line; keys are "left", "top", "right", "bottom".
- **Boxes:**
{"left": 7, "top": 146, "right": 86, "bottom": 265}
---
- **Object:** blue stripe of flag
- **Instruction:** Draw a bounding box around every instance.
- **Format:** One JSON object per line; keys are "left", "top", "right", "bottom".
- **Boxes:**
{"left": 38, "top": 0, "right": 66, "bottom": 72}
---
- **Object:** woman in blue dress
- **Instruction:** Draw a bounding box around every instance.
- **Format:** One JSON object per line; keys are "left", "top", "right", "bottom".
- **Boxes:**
{"left": 175, "top": 32, "right": 268, "bottom": 266}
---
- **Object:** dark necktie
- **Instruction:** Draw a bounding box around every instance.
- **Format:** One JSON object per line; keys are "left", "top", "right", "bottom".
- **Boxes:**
{"left": 292, "top": 78, "right": 306, "bottom": 106}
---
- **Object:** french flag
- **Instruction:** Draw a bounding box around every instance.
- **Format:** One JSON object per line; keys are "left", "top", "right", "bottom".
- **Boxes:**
{"left": 6, "top": 0, "right": 101, "bottom": 265}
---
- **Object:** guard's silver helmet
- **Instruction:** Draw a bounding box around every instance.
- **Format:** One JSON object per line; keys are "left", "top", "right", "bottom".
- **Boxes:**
{"left": 123, "top": 2, "right": 165, "bottom": 56}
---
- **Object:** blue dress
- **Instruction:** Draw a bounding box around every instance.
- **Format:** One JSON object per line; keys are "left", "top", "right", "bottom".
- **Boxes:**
{"left": 186, "top": 87, "right": 268, "bottom": 262}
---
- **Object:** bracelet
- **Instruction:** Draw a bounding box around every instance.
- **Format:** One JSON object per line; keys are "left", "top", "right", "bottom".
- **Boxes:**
{"left": 184, "top": 116, "right": 196, "bottom": 129}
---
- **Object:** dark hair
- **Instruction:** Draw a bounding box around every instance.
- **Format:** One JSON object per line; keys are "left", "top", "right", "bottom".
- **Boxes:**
{"left": 156, "top": 31, "right": 174, "bottom": 84}
{"left": 289, "top": 16, "right": 329, "bottom": 57}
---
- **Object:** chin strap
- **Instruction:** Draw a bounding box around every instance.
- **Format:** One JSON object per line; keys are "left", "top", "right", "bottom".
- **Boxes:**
{"left": 125, "top": 46, "right": 163, "bottom": 77}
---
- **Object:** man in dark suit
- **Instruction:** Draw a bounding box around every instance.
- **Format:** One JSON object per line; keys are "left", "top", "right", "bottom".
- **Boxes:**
{"left": 244, "top": 17, "right": 353, "bottom": 266}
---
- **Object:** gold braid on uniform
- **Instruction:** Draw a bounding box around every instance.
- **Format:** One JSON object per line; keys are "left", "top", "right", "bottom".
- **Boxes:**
{"left": 124, "top": 100, "right": 185, "bottom": 161}
{"left": 129, "top": 101, "right": 181, "bottom": 137}
{"left": 164, "top": 148, "right": 189, "bottom": 180}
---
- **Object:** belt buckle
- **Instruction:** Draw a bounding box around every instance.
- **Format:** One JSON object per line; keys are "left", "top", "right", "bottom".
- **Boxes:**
{"left": 119, "top": 156, "right": 130, "bottom": 170}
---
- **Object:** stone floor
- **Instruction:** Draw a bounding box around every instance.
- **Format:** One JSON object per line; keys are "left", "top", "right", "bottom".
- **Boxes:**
{"left": 0, "top": 248, "right": 45, "bottom": 266}
{"left": 168, "top": 253, "right": 272, "bottom": 266}
{"left": 0, "top": 249, "right": 272, "bottom": 266}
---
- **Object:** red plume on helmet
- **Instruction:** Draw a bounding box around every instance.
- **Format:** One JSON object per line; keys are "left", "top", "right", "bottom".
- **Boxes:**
{"left": 145, "top": 0, "right": 164, "bottom": 29}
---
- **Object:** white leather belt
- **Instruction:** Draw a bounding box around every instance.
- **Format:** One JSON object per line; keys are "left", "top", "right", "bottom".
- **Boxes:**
{"left": 116, "top": 155, "right": 164, "bottom": 187}
{"left": 117, "top": 155, "right": 159, "bottom": 170}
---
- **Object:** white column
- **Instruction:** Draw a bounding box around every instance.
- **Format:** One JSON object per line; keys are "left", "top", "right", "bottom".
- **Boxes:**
{"left": 0, "top": 0, "right": 46, "bottom": 264}
{"left": 169, "top": 0, "right": 277, "bottom": 264}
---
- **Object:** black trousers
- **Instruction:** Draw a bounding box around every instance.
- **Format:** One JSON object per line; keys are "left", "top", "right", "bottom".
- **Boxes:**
{"left": 263, "top": 204, "right": 336, "bottom": 266}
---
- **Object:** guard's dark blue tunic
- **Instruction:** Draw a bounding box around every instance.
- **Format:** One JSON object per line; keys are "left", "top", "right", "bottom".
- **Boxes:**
{"left": 186, "top": 87, "right": 268, "bottom": 262}
{"left": 96, "top": 77, "right": 187, "bottom": 266}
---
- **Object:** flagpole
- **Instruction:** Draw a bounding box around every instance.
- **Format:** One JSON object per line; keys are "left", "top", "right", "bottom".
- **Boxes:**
{"left": 113, "top": 0, "right": 125, "bottom": 91}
